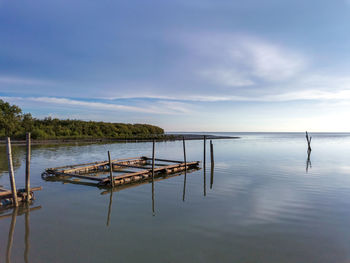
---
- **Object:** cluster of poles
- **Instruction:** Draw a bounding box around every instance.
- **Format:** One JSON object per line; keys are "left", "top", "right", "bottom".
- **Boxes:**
{"left": 5, "top": 133, "right": 32, "bottom": 207}
{"left": 151, "top": 135, "right": 215, "bottom": 213}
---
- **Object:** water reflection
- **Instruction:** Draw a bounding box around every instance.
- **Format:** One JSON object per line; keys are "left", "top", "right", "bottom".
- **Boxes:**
{"left": 210, "top": 165, "right": 214, "bottom": 189}
{"left": 0, "top": 146, "right": 25, "bottom": 177}
{"left": 306, "top": 150, "right": 312, "bottom": 173}
{"left": 106, "top": 190, "right": 113, "bottom": 227}
{"left": 0, "top": 204, "right": 42, "bottom": 263}
{"left": 182, "top": 170, "right": 187, "bottom": 202}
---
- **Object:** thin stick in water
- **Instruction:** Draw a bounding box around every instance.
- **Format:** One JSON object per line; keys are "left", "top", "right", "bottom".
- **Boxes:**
{"left": 6, "top": 137, "right": 18, "bottom": 207}
{"left": 108, "top": 151, "right": 115, "bottom": 187}
{"left": 26, "top": 133, "right": 31, "bottom": 202}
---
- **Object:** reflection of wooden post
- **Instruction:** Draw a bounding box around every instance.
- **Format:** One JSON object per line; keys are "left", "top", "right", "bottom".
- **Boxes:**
{"left": 108, "top": 151, "right": 114, "bottom": 187}
{"left": 106, "top": 190, "right": 113, "bottom": 227}
{"left": 6, "top": 207, "right": 18, "bottom": 263}
{"left": 306, "top": 131, "right": 312, "bottom": 152}
{"left": 6, "top": 138, "right": 18, "bottom": 207}
{"left": 26, "top": 133, "right": 31, "bottom": 202}
{"left": 24, "top": 203, "right": 30, "bottom": 263}
{"left": 210, "top": 165, "right": 214, "bottom": 189}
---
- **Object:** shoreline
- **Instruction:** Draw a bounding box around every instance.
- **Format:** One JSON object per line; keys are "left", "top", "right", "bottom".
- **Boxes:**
{"left": 0, "top": 134, "right": 239, "bottom": 146}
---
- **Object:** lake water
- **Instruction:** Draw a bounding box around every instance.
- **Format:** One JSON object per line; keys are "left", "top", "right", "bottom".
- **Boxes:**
{"left": 1, "top": 132, "right": 350, "bottom": 262}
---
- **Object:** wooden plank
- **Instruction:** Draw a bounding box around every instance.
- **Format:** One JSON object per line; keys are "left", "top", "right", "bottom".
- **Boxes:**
{"left": 49, "top": 172, "right": 103, "bottom": 182}
{"left": 113, "top": 164, "right": 149, "bottom": 169}
{"left": 62, "top": 157, "right": 145, "bottom": 174}
{"left": 144, "top": 157, "right": 183, "bottom": 163}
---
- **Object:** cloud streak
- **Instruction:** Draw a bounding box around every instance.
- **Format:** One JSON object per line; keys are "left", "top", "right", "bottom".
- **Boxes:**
{"left": 0, "top": 96, "right": 193, "bottom": 115}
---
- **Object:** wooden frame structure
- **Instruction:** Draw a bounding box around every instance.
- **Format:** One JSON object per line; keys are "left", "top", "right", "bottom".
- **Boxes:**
{"left": 42, "top": 156, "right": 200, "bottom": 187}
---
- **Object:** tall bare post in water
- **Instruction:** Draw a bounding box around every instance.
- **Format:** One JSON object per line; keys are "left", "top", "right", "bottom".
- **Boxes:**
{"left": 108, "top": 151, "right": 115, "bottom": 187}
{"left": 26, "top": 132, "right": 31, "bottom": 202}
{"left": 152, "top": 139, "right": 155, "bottom": 214}
{"left": 210, "top": 140, "right": 214, "bottom": 167}
{"left": 6, "top": 137, "right": 18, "bottom": 207}
{"left": 203, "top": 136, "right": 207, "bottom": 196}
{"left": 203, "top": 135, "right": 206, "bottom": 168}
{"left": 306, "top": 131, "right": 312, "bottom": 152}
{"left": 183, "top": 137, "right": 187, "bottom": 201}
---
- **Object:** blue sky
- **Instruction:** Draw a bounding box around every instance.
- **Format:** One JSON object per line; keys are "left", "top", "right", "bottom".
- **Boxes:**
{"left": 1, "top": 0, "right": 350, "bottom": 131}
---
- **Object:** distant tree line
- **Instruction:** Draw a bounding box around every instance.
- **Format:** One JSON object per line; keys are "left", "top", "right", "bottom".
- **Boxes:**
{"left": 0, "top": 99, "right": 164, "bottom": 139}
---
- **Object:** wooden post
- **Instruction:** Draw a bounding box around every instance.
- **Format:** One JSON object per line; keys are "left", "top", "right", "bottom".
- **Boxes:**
{"left": 25, "top": 132, "right": 31, "bottom": 202}
{"left": 203, "top": 135, "right": 206, "bottom": 168}
{"left": 210, "top": 140, "right": 214, "bottom": 167}
{"left": 203, "top": 135, "right": 206, "bottom": 196}
{"left": 6, "top": 137, "right": 18, "bottom": 207}
{"left": 210, "top": 140, "right": 214, "bottom": 189}
{"left": 306, "top": 131, "right": 312, "bottom": 152}
{"left": 152, "top": 139, "right": 155, "bottom": 215}
{"left": 183, "top": 137, "right": 187, "bottom": 171}
{"left": 182, "top": 137, "right": 187, "bottom": 202}
{"left": 108, "top": 151, "right": 114, "bottom": 187}
{"left": 152, "top": 139, "right": 155, "bottom": 179}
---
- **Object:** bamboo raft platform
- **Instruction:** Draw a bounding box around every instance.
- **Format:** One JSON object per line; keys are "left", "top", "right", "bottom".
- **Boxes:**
{"left": 0, "top": 187, "right": 42, "bottom": 207}
{"left": 42, "top": 156, "right": 200, "bottom": 187}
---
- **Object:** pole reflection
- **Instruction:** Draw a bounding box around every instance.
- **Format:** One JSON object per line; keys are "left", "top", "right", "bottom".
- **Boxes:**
{"left": 1, "top": 204, "right": 41, "bottom": 263}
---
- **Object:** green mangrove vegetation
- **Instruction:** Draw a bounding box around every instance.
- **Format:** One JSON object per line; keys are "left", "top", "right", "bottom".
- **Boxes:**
{"left": 0, "top": 99, "right": 164, "bottom": 139}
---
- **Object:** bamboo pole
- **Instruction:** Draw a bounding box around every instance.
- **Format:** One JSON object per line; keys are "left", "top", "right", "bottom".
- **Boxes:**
{"left": 6, "top": 137, "right": 18, "bottom": 207}
{"left": 210, "top": 140, "right": 214, "bottom": 167}
{"left": 152, "top": 140, "right": 155, "bottom": 179}
{"left": 25, "top": 133, "right": 31, "bottom": 202}
{"left": 183, "top": 136, "right": 187, "bottom": 202}
{"left": 203, "top": 135, "right": 206, "bottom": 168}
{"left": 183, "top": 137, "right": 187, "bottom": 172}
{"left": 203, "top": 135, "right": 206, "bottom": 196}
{"left": 152, "top": 139, "right": 155, "bottom": 215}
{"left": 108, "top": 151, "right": 115, "bottom": 187}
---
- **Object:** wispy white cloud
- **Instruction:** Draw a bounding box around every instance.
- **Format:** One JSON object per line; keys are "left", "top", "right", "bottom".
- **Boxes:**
{"left": 0, "top": 96, "right": 193, "bottom": 115}
{"left": 180, "top": 33, "right": 307, "bottom": 88}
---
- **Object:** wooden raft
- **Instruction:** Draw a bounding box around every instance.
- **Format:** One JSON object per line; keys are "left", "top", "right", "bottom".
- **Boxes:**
{"left": 0, "top": 187, "right": 42, "bottom": 207}
{"left": 42, "top": 156, "right": 200, "bottom": 187}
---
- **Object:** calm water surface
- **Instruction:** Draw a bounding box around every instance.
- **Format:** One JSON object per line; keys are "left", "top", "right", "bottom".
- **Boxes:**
{"left": 1, "top": 133, "right": 350, "bottom": 262}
